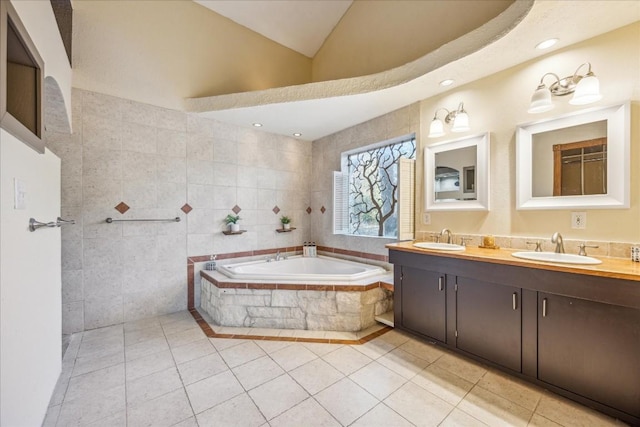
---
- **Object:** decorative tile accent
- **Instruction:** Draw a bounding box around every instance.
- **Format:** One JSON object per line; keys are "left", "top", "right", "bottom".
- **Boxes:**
{"left": 232, "top": 205, "right": 242, "bottom": 214}
{"left": 320, "top": 206, "right": 326, "bottom": 214}
{"left": 181, "top": 203, "right": 193, "bottom": 214}
{"left": 306, "top": 207, "right": 312, "bottom": 214}
{"left": 115, "top": 202, "right": 130, "bottom": 214}
{"left": 272, "top": 206, "right": 280, "bottom": 214}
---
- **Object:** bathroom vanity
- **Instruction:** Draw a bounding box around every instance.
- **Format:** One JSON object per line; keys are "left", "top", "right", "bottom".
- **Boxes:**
{"left": 387, "top": 242, "right": 640, "bottom": 425}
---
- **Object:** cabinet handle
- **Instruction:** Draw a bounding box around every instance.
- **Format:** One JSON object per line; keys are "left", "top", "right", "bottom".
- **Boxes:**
{"left": 512, "top": 292, "right": 518, "bottom": 310}
{"left": 542, "top": 298, "right": 547, "bottom": 317}
{"left": 438, "top": 276, "right": 444, "bottom": 291}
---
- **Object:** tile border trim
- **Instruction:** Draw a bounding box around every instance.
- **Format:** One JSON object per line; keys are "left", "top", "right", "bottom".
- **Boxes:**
{"left": 189, "top": 308, "right": 392, "bottom": 345}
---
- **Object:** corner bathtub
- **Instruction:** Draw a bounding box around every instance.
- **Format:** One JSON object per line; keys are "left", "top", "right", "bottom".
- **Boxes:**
{"left": 216, "top": 255, "right": 386, "bottom": 283}
{"left": 200, "top": 256, "right": 393, "bottom": 331}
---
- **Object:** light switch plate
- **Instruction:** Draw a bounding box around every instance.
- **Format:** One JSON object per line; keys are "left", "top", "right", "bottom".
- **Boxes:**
{"left": 571, "top": 211, "right": 586, "bottom": 229}
{"left": 14, "top": 179, "right": 26, "bottom": 210}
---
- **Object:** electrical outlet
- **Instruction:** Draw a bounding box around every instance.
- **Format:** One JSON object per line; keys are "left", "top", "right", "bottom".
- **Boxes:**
{"left": 14, "top": 178, "right": 26, "bottom": 210}
{"left": 571, "top": 211, "right": 586, "bottom": 229}
{"left": 423, "top": 213, "right": 431, "bottom": 225}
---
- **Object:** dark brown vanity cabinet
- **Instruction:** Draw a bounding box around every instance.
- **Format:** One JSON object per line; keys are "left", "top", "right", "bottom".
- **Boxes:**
{"left": 389, "top": 248, "right": 640, "bottom": 425}
{"left": 400, "top": 267, "right": 447, "bottom": 342}
{"left": 538, "top": 292, "right": 640, "bottom": 419}
{"left": 456, "top": 277, "right": 521, "bottom": 372}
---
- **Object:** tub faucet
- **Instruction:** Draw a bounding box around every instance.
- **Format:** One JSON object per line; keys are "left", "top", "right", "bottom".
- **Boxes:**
{"left": 275, "top": 250, "right": 281, "bottom": 261}
{"left": 551, "top": 232, "right": 565, "bottom": 253}
{"left": 440, "top": 228, "right": 453, "bottom": 244}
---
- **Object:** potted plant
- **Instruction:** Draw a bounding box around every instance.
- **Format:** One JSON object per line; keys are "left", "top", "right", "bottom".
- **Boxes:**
{"left": 280, "top": 215, "right": 292, "bottom": 230}
{"left": 225, "top": 214, "right": 241, "bottom": 232}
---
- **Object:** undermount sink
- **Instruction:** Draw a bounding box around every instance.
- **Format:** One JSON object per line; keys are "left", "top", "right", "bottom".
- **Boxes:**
{"left": 413, "top": 242, "right": 465, "bottom": 251}
{"left": 511, "top": 251, "right": 602, "bottom": 265}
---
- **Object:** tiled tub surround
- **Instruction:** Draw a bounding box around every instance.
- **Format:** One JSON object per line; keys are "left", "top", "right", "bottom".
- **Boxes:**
{"left": 200, "top": 269, "right": 394, "bottom": 332}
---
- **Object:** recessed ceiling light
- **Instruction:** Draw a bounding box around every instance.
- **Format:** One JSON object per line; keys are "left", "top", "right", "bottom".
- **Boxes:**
{"left": 252, "top": 123, "right": 262, "bottom": 127}
{"left": 440, "top": 79, "right": 454, "bottom": 87}
{"left": 293, "top": 133, "right": 302, "bottom": 137}
{"left": 536, "top": 38, "right": 558, "bottom": 50}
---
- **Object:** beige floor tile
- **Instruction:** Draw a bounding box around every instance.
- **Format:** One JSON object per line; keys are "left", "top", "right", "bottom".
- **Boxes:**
{"left": 270, "top": 398, "right": 340, "bottom": 427}
{"left": 72, "top": 351, "right": 125, "bottom": 377}
{"left": 158, "top": 311, "right": 194, "bottom": 325}
{"left": 57, "top": 385, "right": 126, "bottom": 426}
{"left": 315, "top": 378, "right": 379, "bottom": 426}
{"left": 289, "top": 358, "right": 344, "bottom": 395}
{"left": 124, "top": 316, "right": 161, "bottom": 333}
{"left": 350, "top": 403, "right": 414, "bottom": 427}
{"left": 82, "top": 324, "right": 123, "bottom": 343}
{"left": 398, "top": 338, "right": 444, "bottom": 363}
{"left": 126, "top": 367, "right": 183, "bottom": 405}
{"left": 77, "top": 335, "right": 124, "bottom": 360}
{"left": 384, "top": 382, "right": 453, "bottom": 427}
{"left": 209, "top": 337, "right": 248, "bottom": 351}
{"left": 177, "top": 352, "right": 228, "bottom": 385}
{"left": 126, "top": 349, "right": 175, "bottom": 381}
{"left": 196, "top": 393, "right": 266, "bottom": 427}
{"left": 270, "top": 343, "right": 318, "bottom": 371}
{"left": 171, "top": 338, "right": 216, "bottom": 365}
{"left": 247, "top": 327, "right": 284, "bottom": 337}
{"left": 128, "top": 387, "right": 193, "bottom": 427}
{"left": 219, "top": 341, "right": 266, "bottom": 368}
{"left": 376, "top": 329, "right": 412, "bottom": 347}
{"left": 302, "top": 342, "right": 344, "bottom": 357}
{"left": 535, "top": 393, "right": 621, "bottom": 427}
{"left": 125, "top": 336, "right": 170, "bottom": 362}
{"left": 377, "top": 348, "right": 430, "bottom": 379}
{"left": 86, "top": 410, "right": 126, "bottom": 426}
{"left": 255, "top": 339, "right": 294, "bottom": 354}
{"left": 166, "top": 326, "right": 206, "bottom": 348}
{"left": 232, "top": 355, "right": 285, "bottom": 390}
{"left": 249, "top": 374, "right": 310, "bottom": 420}
{"left": 528, "top": 413, "right": 563, "bottom": 427}
{"left": 322, "top": 345, "right": 373, "bottom": 375}
{"left": 65, "top": 363, "right": 125, "bottom": 402}
{"left": 124, "top": 324, "right": 164, "bottom": 346}
{"left": 440, "top": 408, "right": 488, "bottom": 427}
{"left": 432, "top": 353, "right": 487, "bottom": 384}
{"left": 349, "top": 361, "right": 408, "bottom": 400}
{"left": 355, "top": 324, "right": 386, "bottom": 339}
{"left": 353, "top": 336, "right": 398, "bottom": 360}
{"left": 162, "top": 318, "right": 200, "bottom": 336}
{"left": 172, "top": 416, "right": 199, "bottom": 427}
{"left": 185, "top": 370, "right": 244, "bottom": 414}
{"left": 411, "top": 364, "right": 474, "bottom": 405}
{"left": 477, "top": 370, "right": 542, "bottom": 411}
{"left": 457, "top": 385, "right": 532, "bottom": 427}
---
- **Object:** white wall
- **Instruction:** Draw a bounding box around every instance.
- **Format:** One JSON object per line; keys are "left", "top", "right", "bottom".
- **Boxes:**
{"left": 0, "top": 130, "right": 62, "bottom": 426}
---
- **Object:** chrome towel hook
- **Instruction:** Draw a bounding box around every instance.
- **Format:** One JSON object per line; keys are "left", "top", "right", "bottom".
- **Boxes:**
{"left": 29, "top": 217, "right": 75, "bottom": 232}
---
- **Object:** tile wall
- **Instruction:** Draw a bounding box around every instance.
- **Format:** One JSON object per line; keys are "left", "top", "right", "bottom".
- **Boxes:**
{"left": 46, "top": 89, "right": 312, "bottom": 333}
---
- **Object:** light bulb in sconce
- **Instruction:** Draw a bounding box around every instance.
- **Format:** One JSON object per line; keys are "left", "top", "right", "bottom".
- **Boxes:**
{"left": 451, "top": 104, "right": 470, "bottom": 132}
{"left": 428, "top": 103, "right": 470, "bottom": 138}
{"left": 528, "top": 63, "right": 602, "bottom": 113}
{"left": 428, "top": 118, "right": 445, "bottom": 138}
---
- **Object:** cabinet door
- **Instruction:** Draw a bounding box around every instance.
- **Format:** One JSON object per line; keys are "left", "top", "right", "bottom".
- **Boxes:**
{"left": 538, "top": 293, "right": 640, "bottom": 418}
{"left": 456, "top": 277, "right": 522, "bottom": 372}
{"left": 401, "top": 266, "right": 446, "bottom": 342}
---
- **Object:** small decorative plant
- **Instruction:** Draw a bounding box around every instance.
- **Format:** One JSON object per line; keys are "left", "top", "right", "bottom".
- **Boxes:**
{"left": 280, "top": 215, "right": 291, "bottom": 230}
{"left": 225, "top": 214, "right": 241, "bottom": 232}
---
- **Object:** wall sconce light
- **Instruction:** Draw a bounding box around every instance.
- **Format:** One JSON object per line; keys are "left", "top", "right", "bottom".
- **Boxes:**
{"left": 428, "top": 102, "right": 470, "bottom": 138}
{"left": 528, "top": 62, "right": 602, "bottom": 113}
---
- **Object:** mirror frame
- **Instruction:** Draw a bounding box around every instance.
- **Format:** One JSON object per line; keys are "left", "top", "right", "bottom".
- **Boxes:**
{"left": 425, "top": 132, "right": 490, "bottom": 211}
{"left": 516, "top": 103, "right": 630, "bottom": 210}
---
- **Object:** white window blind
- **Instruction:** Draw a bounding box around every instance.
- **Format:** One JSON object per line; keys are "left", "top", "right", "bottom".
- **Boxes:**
{"left": 333, "top": 171, "right": 349, "bottom": 234}
{"left": 398, "top": 157, "right": 415, "bottom": 241}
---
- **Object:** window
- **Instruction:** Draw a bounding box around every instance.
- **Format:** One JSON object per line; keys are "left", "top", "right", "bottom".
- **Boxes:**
{"left": 334, "top": 135, "right": 416, "bottom": 238}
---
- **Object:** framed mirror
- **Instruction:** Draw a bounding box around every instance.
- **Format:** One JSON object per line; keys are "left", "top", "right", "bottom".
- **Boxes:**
{"left": 425, "top": 132, "right": 490, "bottom": 211}
{"left": 516, "top": 103, "right": 629, "bottom": 210}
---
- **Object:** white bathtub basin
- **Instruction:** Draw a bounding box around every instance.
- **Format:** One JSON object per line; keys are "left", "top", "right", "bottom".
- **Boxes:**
{"left": 216, "top": 255, "right": 386, "bottom": 282}
{"left": 413, "top": 242, "right": 465, "bottom": 251}
{"left": 511, "top": 251, "right": 602, "bottom": 265}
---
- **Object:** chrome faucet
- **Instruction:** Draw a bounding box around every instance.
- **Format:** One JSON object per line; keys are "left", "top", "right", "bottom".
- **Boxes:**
{"left": 275, "top": 250, "right": 281, "bottom": 261}
{"left": 551, "top": 232, "right": 565, "bottom": 253}
{"left": 440, "top": 228, "right": 453, "bottom": 244}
